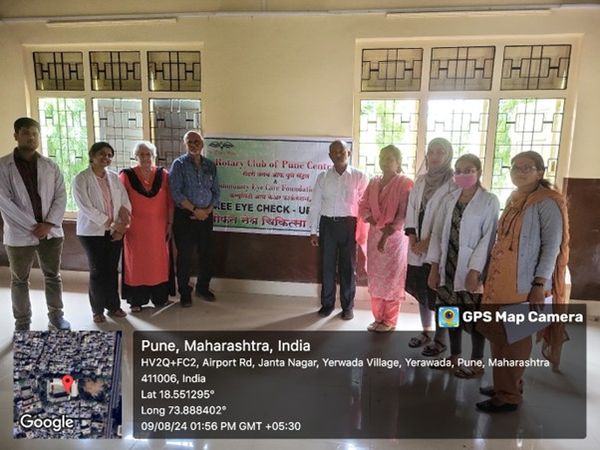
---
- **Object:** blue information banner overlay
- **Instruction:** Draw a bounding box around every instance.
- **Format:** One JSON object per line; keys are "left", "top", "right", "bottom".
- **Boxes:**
{"left": 133, "top": 315, "right": 586, "bottom": 439}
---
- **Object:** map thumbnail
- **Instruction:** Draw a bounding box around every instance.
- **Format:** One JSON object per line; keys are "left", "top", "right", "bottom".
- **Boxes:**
{"left": 13, "top": 331, "right": 122, "bottom": 439}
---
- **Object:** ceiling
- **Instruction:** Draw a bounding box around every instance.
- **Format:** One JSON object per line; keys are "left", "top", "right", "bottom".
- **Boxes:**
{"left": 1, "top": 0, "right": 598, "bottom": 20}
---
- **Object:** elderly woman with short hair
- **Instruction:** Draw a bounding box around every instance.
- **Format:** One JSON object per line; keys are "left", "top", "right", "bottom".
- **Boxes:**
{"left": 119, "top": 141, "right": 174, "bottom": 312}
{"left": 73, "top": 141, "right": 131, "bottom": 323}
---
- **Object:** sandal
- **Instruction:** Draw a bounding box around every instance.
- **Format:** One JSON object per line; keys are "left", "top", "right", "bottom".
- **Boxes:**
{"left": 367, "top": 321, "right": 382, "bottom": 332}
{"left": 454, "top": 366, "right": 484, "bottom": 379}
{"left": 430, "top": 356, "right": 458, "bottom": 370}
{"left": 130, "top": 306, "right": 143, "bottom": 313}
{"left": 374, "top": 323, "right": 395, "bottom": 333}
{"left": 421, "top": 339, "right": 447, "bottom": 357}
{"left": 107, "top": 308, "right": 127, "bottom": 318}
{"left": 93, "top": 314, "right": 106, "bottom": 323}
{"left": 408, "top": 332, "right": 432, "bottom": 348}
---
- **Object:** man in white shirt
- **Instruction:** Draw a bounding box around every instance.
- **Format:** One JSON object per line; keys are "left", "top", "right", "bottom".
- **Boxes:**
{"left": 309, "top": 140, "right": 368, "bottom": 320}
{"left": 0, "top": 117, "right": 70, "bottom": 331}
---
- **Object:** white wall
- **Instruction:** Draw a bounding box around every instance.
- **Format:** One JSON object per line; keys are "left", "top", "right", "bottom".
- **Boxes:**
{"left": 0, "top": 4, "right": 599, "bottom": 177}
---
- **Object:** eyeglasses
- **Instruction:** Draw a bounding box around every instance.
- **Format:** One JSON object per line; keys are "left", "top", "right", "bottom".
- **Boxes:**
{"left": 510, "top": 165, "right": 539, "bottom": 174}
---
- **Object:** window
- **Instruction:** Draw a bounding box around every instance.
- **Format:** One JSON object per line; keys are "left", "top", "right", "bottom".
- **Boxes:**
{"left": 38, "top": 98, "right": 87, "bottom": 211}
{"left": 355, "top": 39, "right": 575, "bottom": 204}
{"left": 30, "top": 49, "right": 203, "bottom": 213}
{"left": 92, "top": 98, "right": 144, "bottom": 171}
{"left": 149, "top": 99, "right": 202, "bottom": 168}
{"left": 359, "top": 99, "right": 419, "bottom": 178}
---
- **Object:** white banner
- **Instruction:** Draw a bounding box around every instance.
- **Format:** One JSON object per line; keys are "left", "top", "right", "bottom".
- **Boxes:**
{"left": 205, "top": 136, "right": 350, "bottom": 236}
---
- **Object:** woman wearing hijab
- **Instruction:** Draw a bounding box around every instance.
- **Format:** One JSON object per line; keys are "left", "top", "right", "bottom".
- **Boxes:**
{"left": 405, "top": 137, "right": 457, "bottom": 356}
{"left": 359, "top": 145, "right": 414, "bottom": 332}
{"left": 476, "top": 151, "right": 569, "bottom": 413}
{"left": 427, "top": 154, "right": 499, "bottom": 377}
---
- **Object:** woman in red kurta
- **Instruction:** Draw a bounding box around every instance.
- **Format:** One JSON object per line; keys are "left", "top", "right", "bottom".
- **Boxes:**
{"left": 119, "top": 141, "right": 174, "bottom": 311}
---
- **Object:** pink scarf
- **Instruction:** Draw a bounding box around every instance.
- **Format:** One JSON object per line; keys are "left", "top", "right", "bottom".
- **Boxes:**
{"left": 368, "top": 175, "right": 407, "bottom": 229}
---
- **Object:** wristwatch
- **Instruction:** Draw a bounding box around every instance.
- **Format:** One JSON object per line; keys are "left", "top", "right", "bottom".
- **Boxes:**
{"left": 531, "top": 281, "right": 544, "bottom": 287}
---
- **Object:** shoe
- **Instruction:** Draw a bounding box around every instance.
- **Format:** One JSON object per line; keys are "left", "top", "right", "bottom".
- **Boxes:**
{"left": 15, "top": 323, "right": 30, "bottom": 332}
{"left": 180, "top": 293, "right": 192, "bottom": 308}
{"left": 341, "top": 309, "right": 354, "bottom": 320}
{"left": 154, "top": 300, "right": 175, "bottom": 308}
{"left": 317, "top": 306, "right": 333, "bottom": 317}
{"left": 196, "top": 289, "right": 216, "bottom": 302}
{"left": 476, "top": 399, "right": 519, "bottom": 413}
{"left": 480, "top": 386, "right": 495, "bottom": 397}
{"left": 480, "top": 382, "right": 523, "bottom": 397}
{"left": 48, "top": 317, "right": 71, "bottom": 330}
{"left": 374, "top": 323, "right": 395, "bottom": 332}
{"left": 367, "top": 321, "right": 381, "bottom": 331}
{"left": 130, "top": 306, "right": 143, "bottom": 313}
{"left": 93, "top": 314, "right": 106, "bottom": 323}
{"left": 107, "top": 308, "right": 127, "bottom": 318}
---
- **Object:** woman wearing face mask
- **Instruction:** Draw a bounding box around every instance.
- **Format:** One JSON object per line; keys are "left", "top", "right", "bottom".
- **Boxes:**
{"left": 405, "top": 137, "right": 457, "bottom": 356}
{"left": 427, "top": 154, "right": 499, "bottom": 377}
{"left": 475, "top": 151, "right": 569, "bottom": 413}
{"left": 359, "top": 145, "right": 414, "bottom": 332}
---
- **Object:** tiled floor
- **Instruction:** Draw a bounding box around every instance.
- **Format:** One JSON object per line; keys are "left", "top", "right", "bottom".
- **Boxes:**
{"left": 0, "top": 267, "right": 599, "bottom": 449}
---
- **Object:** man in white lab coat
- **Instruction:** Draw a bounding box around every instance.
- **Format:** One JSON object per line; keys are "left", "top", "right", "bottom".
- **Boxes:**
{"left": 0, "top": 117, "right": 70, "bottom": 331}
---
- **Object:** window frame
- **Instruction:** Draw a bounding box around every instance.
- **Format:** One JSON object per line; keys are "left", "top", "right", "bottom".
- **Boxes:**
{"left": 24, "top": 43, "right": 204, "bottom": 218}
{"left": 354, "top": 34, "right": 581, "bottom": 192}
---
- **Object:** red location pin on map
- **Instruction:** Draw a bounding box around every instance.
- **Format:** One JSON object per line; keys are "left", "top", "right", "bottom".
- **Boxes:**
{"left": 61, "top": 375, "right": 74, "bottom": 394}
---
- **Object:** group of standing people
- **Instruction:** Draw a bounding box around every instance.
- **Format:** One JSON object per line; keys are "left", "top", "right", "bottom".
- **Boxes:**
{"left": 308, "top": 138, "right": 569, "bottom": 413}
{"left": 72, "top": 131, "right": 220, "bottom": 323}
{"left": 1, "top": 118, "right": 220, "bottom": 328}
{"left": 1, "top": 117, "right": 570, "bottom": 414}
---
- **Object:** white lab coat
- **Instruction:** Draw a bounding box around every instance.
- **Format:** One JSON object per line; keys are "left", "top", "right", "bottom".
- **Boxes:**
{"left": 0, "top": 152, "right": 66, "bottom": 246}
{"left": 404, "top": 178, "right": 457, "bottom": 266}
{"left": 73, "top": 167, "right": 131, "bottom": 236}
{"left": 426, "top": 187, "right": 500, "bottom": 293}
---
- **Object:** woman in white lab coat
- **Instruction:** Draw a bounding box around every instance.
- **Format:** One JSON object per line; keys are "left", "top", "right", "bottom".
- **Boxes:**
{"left": 405, "top": 137, "right": 456, "bottom": 356}
{"left": 427, "top": 153, "right": 499, "bottom": 377}
{"left": 73, "top": 141, "right": 131, "bottom": 323}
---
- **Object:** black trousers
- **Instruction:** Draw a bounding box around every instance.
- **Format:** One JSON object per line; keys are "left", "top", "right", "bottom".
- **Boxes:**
{"left": 405, "top": 264, "right": 437, "bottom": 310}
{"left": 173, "top": 208, "right": 214, "bottom": 295}
{"left": 319, "top": 216, "right": 357, "bottom": 311}
{"left": 449, "top": 327, "right": 486, "bottom": 359}
{"left": 124, "top": 283, "right": 170, "bottom": 307}
{"left": 78, "top": 232, "right": 122, "bottom": 315}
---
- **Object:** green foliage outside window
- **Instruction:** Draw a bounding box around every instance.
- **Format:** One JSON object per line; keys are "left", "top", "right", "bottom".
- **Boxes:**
{"left": 39, "top": 98, "right": 89, "bottom": 212}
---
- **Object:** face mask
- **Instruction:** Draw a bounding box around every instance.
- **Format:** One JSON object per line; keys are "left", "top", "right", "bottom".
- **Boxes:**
{"left": 454, "top": 173, "right": 478, "bottom": 189}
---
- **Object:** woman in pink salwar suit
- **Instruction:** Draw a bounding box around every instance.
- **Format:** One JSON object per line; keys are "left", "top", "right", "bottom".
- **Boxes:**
{"left": 359, "top": 145, "right": 414, "bottom": 332}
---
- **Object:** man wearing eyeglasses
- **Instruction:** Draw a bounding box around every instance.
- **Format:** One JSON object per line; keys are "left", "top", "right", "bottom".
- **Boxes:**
{"left": 0, "top": 117, "right": 70, "bottom": 331}
{"left": 169, "top": 131, "right": 220, "bottom": 307}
